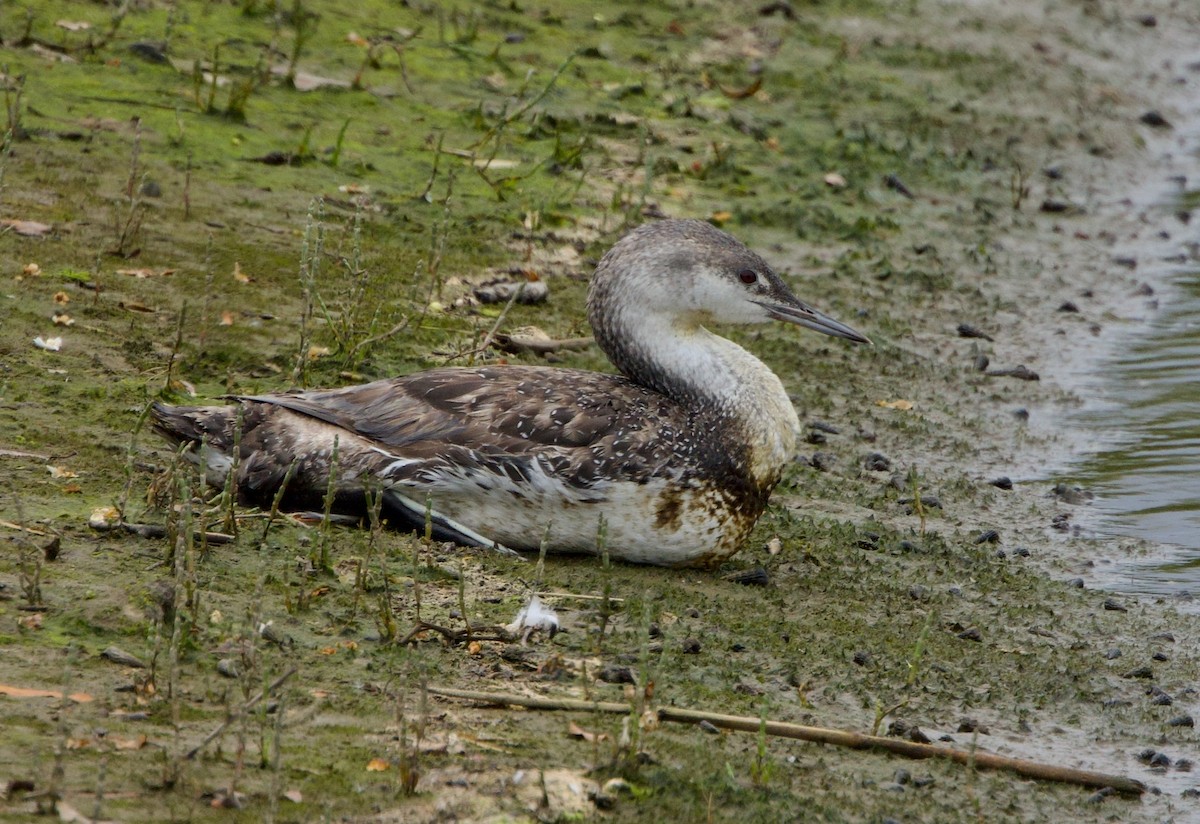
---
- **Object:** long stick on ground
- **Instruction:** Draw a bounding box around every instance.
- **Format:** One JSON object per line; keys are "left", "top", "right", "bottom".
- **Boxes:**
{"left": 426, "top": 686, "right": 1145, "bottom": 796}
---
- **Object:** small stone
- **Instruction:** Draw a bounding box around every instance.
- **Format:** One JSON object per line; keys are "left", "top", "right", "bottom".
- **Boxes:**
{"left": 1175, "top": 759, "right": 1193, "bottom": 772}
{"left": 1087, "top": 787, "right": 1115, "bottom": 804}
{"left": 1013, "top": 408, "right": 1030, "bottom": 421}
{"left": 957, "top": 718, "right": 989, "bottom": 734}
{"left": 974, "top": 353, "right": 990, "bottom": 372}
{"left": 680, "top": 638, "right": 701, "bottom": 655}
{"left": 698, "top": 720, "right": 720, "bottom": 734}
{"left": 864, "top": 452, "right": 892, "bottom": 472}
{"left": 1104, "top": 648, "right": 1122, "bottom": 660}
{"left": 1013, "top": 546, "right": 1031, "bottom": 557}
{"left": 857, "top": 533, "right": 881, "bottom": 551}
{"left": 990, "top": 476, "right": 1013, "bottom": 490}
{"left": 806, "top": 430, "right": 827, "bottom": 444}
{"left": 1182, "top": 788, "right": 1200, "bottom": 798}
{"left": 1139, "top": 111, "right": 1171, "bottom": 128}
{"left": 913, "top": 775, "right": 935, "bottom": 788}
{"left": 893, "top": 768, "right": 911, "bottom": 785}
{"left": 994, "top": 549, "right": 1007, "bottom": 559}
{"left": 1152, "top": 650, "right": 1169, "bottom": 662}
{"left": 975, "top": 530, "right": 1000, "bottom": 544}
{"left": 1123, "top": 665, "right": 1154, "bottom": 679}
{"left": 957, "top": 627, "right": 982, "bottom": 642}
{"left": 598, "top": 665, "right": 635, "bottom": 684}
{"left": 217, "top": 658, "right": 240, "bottom": 679}
{"left": 809, "top": 420, "right": 841, "bottom": 435}
{"left": 956, "top": 323, "right": 993, "bottom": 341}
{"left": 1150, "top": 751, "right": 1172, "bottom": 768}
{"left": 1058, "top": 300, "right": 1080, "bottom": 313}
{"left": 1167, "top": 715, "right": 1195, "bottom": 728}
{"left": 1103, "top": 598, "right": 1128, "bottom": 612}
{"left": 1136, "top": 14, "right": 1156, "bottom": 26}
{"left": 810, "top": 452, "right": 836, "bottom": 472}
{"left": 724, "top": 566, "right": 769, "bottom": 586}
{"left": 1150, "top": 632, "right": 1176, "bottom": 643}
{"left": 1137, "top": 748, "right": 1158, "bottom": 763}
{"left": 101, "top": 646, "right": 148, "bottom": 669}
{"left": 592, "top": 791, "right": 616, "bottom": 810}
{"left": 908, "top": 585, "right": 928, "bottom": 601}
{"left": 1067, "top": 577, "right": 1085, "bottom": 588}
{"left": 852, "top": 650, "right": 873, "bottom": 666}
{"left": 139, "top": 180, "right": 163, "bottom": 198}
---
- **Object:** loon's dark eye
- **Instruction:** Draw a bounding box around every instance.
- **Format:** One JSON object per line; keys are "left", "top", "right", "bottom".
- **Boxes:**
{"left": 738, "top": 269, "right": 758, "bottom": 285}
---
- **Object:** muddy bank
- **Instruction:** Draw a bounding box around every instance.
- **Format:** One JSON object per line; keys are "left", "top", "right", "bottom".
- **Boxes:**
{"left": 0, "top": 0, "right": 1198, "bottom": 822}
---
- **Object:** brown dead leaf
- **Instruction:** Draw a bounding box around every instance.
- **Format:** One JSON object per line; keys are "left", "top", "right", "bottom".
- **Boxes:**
{"left": 365, "top": 757, "right": 390, "bottom": 772}
{"left": 66, "top": 737, "right": 92, "bottom": 750}
{"left": 113, "top": 734, "right": 148, "bottom": 750}
{"left": 567, "top": 721, "right": 607, "bottom": 743}
{"left": 318, "top": 646, "right": 337, "bottom": 656}
{"left": 118, "top": 301, "right": 156, "bottom": 313}
{"left": 718, "top": 76, "right": 762, "bottom": 100}
{"left": 710, "top": 210, "right": 732, "bottom": 224}
{"left": 89, "top": 506, "right": 120, "bottom": 528}
{"left": 53, "top": 291, "right": 70, "bottom": 304}
{"left": 877, "top": 399, "right": 914, "bottom": 411}
{"left": 18, "top": 613, "right": 43, "bottom": 630}
{"left": 233, "top": 262, "right": 252, "bottom": 284}
{"left": 284, "top": 789, "right": 303, "bottom": 803}
{"left": 0, "top": 683, "right": 93, "bottom": 702}
{"left": 23, "top": 262, "right": 41, "bottom": 276}
{"left": 62, "top": 484, "right": 82, "bottom": 494}
{"left": 53, "top": 313, "right": 74, "bottom": 326}
{"left": 48, "top": 465, "right": 78, "bottom": 479}
{"left": 346, "top": 31, "right": 369, "bottom": 47}
{"left": 1, "top": 219, "right": 52, "bottom": 237}
{"left": 116, "top": 267, "right": 175, "bottom": 278}
{"left": 55, "top": 19, "right": 92, "bottom": 31}
{"left": 307, "top": 345, "right": 331, "bottom": 360}
{"left": 219, "top": 310, "right": 234, "bottom": 326}
{"left": 467, "top": 640, "right": 483, "bottom": 656}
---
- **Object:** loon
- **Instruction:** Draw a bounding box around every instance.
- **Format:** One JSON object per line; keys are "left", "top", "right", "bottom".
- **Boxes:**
{"left": 151, "top": 219, "right": 869, "bottom": 566}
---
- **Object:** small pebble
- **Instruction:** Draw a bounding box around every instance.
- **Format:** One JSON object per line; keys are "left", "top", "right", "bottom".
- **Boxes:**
{"left": 864, "top": 452, "right": 892, "bottom": 472}
{"left": 724, "top": 566, "right": 769, "bottom": 586}
{"left": 1088, "top": 787, "right": 1115, "bottom": 804}
{"left": 956, "top": 322, "right": 993, "bottom": 341}
{"left": 957, "top": 627, "right": 983, "bottom": 642}
{"left": 1139, "top": 111, "right": 1171, "bottom": 128}
{"left": 698, "top": 720, "right": 720, "bottom": 734}
{"left": 912, "top": 775, "right": 935, "bottom": 788}
{"left": 1013, "top": 408, "right": 1030, "bottom": 421}
{"left": 1103, "top": 598, "right": 1128, "bottom": 612}
{"left": 852, "top": 650, "right": 873, "bottom": 666}
{"left": 1104, "top": 648, "right": 1122, "bottom": 660}
{"left": 810, "top": 452, "right": 836, "bottom": 472}
{"left": 1067, "top": 577, "right": 1085, "bottom": 588}
{"left": 974, "top": 353, "right": 990, "bottom": 372}
{"left": 1151, "top": 650, "right": 1169, "bottom": 662}
{"left": 1124, "top": 665, "right": 1154, "bottom": 679}
{"left": 908, "top": 584, "right": 928, "bottom": 601}
{"left": 1058, "top": 300, "right": 1080, "bottom": 313}
{"left": 598, "top": 665, "right": 636, "bottom": 684}
{"left": 1136, "top": 14, "right": 1156, "bottom": 26}
{"left": 1150, "top": 632, "right": 1175, "bottom": 643}
{"left": 1167, "top": 715, "right": 1195, "bottom": 728}
{"left": 1150, "top": 751, "right": 1172, "bottom": 768}
{"left": 893, "top": 768, "right": 911, "bottom": 785}
{"left": 809, "top": 420, "right": 841, "bottom": 434}
{"left": 1013, "top": 546, "right": 1031, "bottom": 557}
{"left": 990, "top": 476, "right": 1013, "bottom": 490}
{"left": 957, "top": 718, "right": 989, "bottom": 734}
{"left": 681, "top": 638, "right": 702, "bottom": 654}
{"left": 975, "top": 529, "right": 1000, "bottom": 544}
{"left": 1175, "top": 759, "right": 1193, "bottom": 772}
{"left": 806, "top": 431, "right": 827, "bottom": 445}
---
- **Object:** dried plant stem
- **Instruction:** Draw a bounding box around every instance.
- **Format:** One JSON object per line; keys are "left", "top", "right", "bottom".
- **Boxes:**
{"left": 185, "top": 668, "right": 297, "bottom": 760}
{"left": 426, "top": 687, "right": 1146, "bottom": 796}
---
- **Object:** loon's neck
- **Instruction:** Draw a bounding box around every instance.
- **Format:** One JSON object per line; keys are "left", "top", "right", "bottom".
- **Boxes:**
{"left": 598, "top": 308, "right": 801, "bottom": 484}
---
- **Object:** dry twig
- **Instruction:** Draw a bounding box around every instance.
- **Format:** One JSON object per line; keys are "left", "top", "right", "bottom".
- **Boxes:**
{"left": 426, "top": 686, "right": 1146, "bottom": 796}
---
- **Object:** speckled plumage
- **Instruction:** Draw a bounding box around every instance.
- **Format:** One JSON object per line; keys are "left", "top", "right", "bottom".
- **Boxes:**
{"left": 152, "top": 219, "right": 868, "bottom": 566}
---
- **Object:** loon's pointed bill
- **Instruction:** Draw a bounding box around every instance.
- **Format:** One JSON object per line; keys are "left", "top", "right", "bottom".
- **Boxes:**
{"left": 759, "top": 300, "right": 872, "bottom": 344}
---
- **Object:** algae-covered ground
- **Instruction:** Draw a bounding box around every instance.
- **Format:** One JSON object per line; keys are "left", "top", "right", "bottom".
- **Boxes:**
{"left": 1, "top": 0, "right": 1198, "bottom": 821}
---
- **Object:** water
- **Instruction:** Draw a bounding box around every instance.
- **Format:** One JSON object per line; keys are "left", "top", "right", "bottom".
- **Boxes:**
{"left": 1069, "top": 250, "right": 1200, "bottom": 597}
